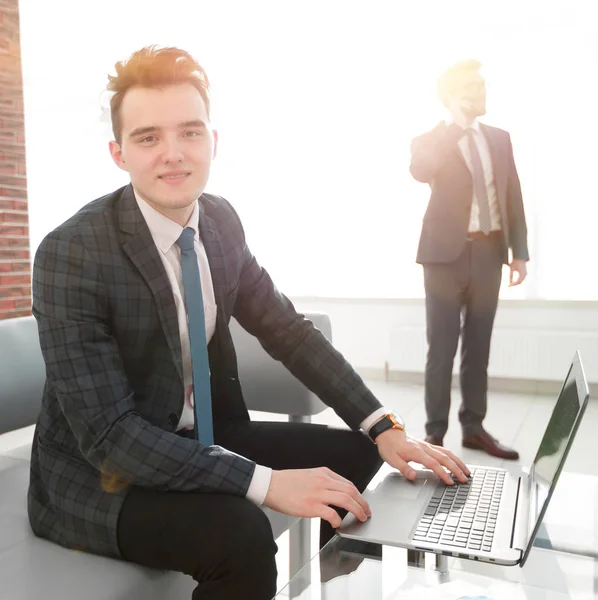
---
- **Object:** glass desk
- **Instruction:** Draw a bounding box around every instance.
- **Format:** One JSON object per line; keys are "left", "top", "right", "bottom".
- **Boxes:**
{"left": 276, "top": 535, "right": 598, "bottom": 599}
{"left": 276, "top": 470, "right": 598, "bottom": 599}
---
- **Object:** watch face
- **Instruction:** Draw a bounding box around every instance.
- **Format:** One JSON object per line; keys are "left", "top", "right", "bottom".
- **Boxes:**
{"left": 391, "top": 412, "right": 405, "bottom": 430}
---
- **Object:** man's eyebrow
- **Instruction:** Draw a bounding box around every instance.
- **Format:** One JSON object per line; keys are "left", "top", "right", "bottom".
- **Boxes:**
{"left": 128, "top": 120, "right": 207, "bottom": 139}
{"left": 128, "top": 126, "right": 159, "bottom": 139}
{"left": 179, "top": 120, "right": 207, "bottom": 129}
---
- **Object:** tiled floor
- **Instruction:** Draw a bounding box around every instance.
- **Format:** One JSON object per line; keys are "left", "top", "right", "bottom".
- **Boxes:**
{"left": 301, "top": 379, "right": 597, "bottom": 477}
{"left": 358, "top": 380, "right": 597, "bottom": 476}
{"left": 262, "top": 381, "right": 598, "bottom": 592}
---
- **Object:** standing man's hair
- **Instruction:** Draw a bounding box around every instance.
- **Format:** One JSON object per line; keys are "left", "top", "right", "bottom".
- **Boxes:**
{"left": 107, "top": 46, "right": 211, "bottom": 144}
{"left": 437, "top": 59, "right": 482, "bottom": 107}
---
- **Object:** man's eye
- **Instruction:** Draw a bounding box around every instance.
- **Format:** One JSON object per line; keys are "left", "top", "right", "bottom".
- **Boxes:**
{"left": 183, "top": 130, "right": 202, "bottom": 137}
{"left": 140, "top": 136, "right": 158, "bottom": 143}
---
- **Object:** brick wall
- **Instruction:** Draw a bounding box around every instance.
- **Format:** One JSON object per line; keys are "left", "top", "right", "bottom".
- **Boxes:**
{"left": 0, "top": 0, "right": 30, "bottom": 320}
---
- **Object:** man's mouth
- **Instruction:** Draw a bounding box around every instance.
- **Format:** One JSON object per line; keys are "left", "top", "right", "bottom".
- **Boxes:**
{"left": 158, "top": 171, "right": 191, "bottom": 179}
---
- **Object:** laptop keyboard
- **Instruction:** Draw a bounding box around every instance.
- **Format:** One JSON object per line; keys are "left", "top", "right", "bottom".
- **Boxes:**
{"left": 412, "top": 468, "right": 505, "bottom": 552}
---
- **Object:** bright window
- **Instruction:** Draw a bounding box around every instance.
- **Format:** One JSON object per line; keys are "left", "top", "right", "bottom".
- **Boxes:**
{"left": 20, "top": 1, "right": 598, "bottom": 299}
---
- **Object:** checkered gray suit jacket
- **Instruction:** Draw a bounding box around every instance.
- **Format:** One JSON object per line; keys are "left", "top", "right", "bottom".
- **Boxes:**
{"left": 29, "top": 184, "right": 382, "bottom": 558}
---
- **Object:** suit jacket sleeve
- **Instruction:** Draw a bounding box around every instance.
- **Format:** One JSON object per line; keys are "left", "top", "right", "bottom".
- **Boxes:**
{"left": 225, "top": 203, "right": 383, "bottom": 430}
{"left": 506, "top": 133, "right": 530, "bottom": 261}
{"left": 410, "top": 123, "right": 466, "bottom": 183}
{"left": 32, "top": 229, "right": 256, "bottom": 496}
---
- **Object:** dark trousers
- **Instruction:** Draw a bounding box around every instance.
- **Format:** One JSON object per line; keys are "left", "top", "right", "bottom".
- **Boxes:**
{"left": 423, "top": 233, "right": 503, "bottom": 438}
{"left": 117, "top": 420, "right": 383, "bottom": 600}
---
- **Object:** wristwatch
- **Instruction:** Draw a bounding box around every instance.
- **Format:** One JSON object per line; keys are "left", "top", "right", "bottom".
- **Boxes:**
{"left": 368, "top": 411, "right": 405, "bottom": 443}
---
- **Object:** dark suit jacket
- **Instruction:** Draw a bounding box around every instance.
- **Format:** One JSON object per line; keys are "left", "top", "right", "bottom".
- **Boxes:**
{"left": 410, "top": 122, "right": 529, "bottom": 265}
{"left": 29, "top": 184, "right": 382, "bottom": 558}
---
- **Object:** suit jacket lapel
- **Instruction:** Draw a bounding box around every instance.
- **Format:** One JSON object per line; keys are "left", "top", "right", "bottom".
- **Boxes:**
{"left": 118, "top": 185, "right": 184, "bottom": 382}
{"left": 196, "top": 196, "right": 230, "bottom": 311}
{"left": 480, "top": 124, "right": 508, "bottom": 215}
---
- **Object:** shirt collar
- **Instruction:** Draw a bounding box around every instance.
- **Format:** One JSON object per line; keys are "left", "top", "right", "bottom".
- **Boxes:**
{"left": 446, "top": 117, "right": 481, "bottom": 132}
{"left": 134, "top": 188, "right": 200, "bottom": 254}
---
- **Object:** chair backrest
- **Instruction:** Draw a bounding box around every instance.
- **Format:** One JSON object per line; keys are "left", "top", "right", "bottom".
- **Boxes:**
{"left": 229, "top": 314, "right": 330, "bottom": 417}
{"left": 0, "top": 316, "right": 46, "bottom": 435}
{"left": 0, "top": 313, "right": 330, "bottom": 435}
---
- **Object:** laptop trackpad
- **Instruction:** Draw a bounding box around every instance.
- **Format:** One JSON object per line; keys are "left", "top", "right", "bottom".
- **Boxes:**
{"left": 394, "top": 478, "right": 427, "bottom": 499}
{"left": 375, "top": 471, "right": 432, "bottom": 502}
{"left": 338, "top": 470, "right": 438, "bottom": 541}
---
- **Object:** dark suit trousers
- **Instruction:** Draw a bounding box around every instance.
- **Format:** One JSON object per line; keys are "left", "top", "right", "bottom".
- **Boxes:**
{"left": 117, "top": 420, "right": 382, "bottom": 600}
{"left": 423, "top": 233, "right": 503, "bottom": 438}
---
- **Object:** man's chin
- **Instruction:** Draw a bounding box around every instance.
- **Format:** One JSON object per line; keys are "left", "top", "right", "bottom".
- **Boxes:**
{"left": 141, "top": 193, "right": 202, "bottom": 215}
{"left": 468, "top": 105, "right": 486, "bottom": 119}
{"left": 157, "top": 187, "right": 205, "bottom": 209}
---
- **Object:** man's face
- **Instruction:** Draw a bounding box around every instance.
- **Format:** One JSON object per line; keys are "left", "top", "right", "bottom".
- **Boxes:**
{"left": 449, "top": 69, "right": 486, "bottom": 118}
{"left": 109, "top": 83, "right": 217, "bottom": 216}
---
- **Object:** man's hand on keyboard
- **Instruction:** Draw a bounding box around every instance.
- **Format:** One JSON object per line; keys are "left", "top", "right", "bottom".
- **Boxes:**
{"left": 375, "top": 429, "right": 470, "bottom": 485}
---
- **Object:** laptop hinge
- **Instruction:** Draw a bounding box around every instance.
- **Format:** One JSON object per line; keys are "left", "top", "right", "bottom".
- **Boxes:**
{"left": 511, "top": 471, "right": 532, "bottom": 551}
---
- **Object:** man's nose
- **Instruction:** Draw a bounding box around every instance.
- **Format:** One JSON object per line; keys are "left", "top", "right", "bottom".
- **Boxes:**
{"left": 162, "top": 138, "right": 185, "bottom": 163}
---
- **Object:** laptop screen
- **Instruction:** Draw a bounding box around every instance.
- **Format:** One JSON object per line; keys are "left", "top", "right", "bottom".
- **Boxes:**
{"left": 521, "top": 352, "right": 589, "bottom": 564}
{"left": 533, "top": 366, "right": 583, "bottom": 487}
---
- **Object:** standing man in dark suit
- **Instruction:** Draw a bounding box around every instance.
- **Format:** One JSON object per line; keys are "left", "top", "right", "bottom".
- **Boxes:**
{"left": 410, "top": 59, "right": 529, "bottom": 459}
{"left": 29, "top": 46, "right": 469, "bottom": 600}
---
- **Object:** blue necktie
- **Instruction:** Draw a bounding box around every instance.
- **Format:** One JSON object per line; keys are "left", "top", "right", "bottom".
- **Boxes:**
{"left": 176, "top": 227, "right": 214, "bottom": 446}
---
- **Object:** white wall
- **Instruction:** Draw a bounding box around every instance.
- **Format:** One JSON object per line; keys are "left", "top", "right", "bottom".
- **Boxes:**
{"left": 292, "top": 297, "right": 598, "bottom": 385}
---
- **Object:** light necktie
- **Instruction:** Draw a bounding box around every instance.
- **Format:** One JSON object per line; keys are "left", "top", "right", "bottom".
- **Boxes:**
{"left": 176, "top": 227, "right": 214, "bottom": 446}
{"left": 466, "top": 128, "right": 491, "bottom": 235}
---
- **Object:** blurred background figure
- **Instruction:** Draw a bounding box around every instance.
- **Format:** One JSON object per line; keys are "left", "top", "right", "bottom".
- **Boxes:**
{"left": 409, "top": 59, "right": 529, "bottom": 459}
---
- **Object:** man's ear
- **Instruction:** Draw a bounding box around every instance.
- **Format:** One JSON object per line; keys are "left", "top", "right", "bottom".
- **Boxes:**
{"left": 109, "top": 140, "right": 129, "bottom": 172}
{"left": 212, "top": 129, "right": 218, "bottom": 159}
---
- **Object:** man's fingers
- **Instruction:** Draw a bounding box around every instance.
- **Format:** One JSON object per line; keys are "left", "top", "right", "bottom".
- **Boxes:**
{"left": 415, "top": 452, "right": 454, "bottom": 485}
{"left": 426, "top": 447, "right": 468, "bottom": 482}
{"left": 326, "top": 478, "right": 371, "bottom": 517}
{"left": 512, "top": 269, "right": 520, "bottom": 286}
{"left": 324, "top": 477, "right": 371, "bottom": 517}
{"left": 389, "top": 454, "right": 417, "bottom": 481}
{"left": 440, "top": 448, "right": 471, "bottom": 477}
{"left": 327, "top": 469, "right": 371, "bottom": 516}
{"left": 510, "top": 265, "right": 526, "bottom": 287}
{"left": 318, "top": 505, "right": 342, "bottom": 529}
{"left": 323, "top": 468, "right": 353, "bottom": 486}
{"left": 324, "top": 491, "right": 368, "bottom": 523}
{"left": 343, "top": 484, "right": 371, "bottom": 517}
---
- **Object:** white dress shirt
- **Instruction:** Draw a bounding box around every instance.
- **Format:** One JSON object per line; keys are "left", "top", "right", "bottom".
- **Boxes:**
{"left": 450, "top": 119, "right": 502, "bottom": 233}
{"left": 135, "top": 189, "right": 386, "bottom": 504}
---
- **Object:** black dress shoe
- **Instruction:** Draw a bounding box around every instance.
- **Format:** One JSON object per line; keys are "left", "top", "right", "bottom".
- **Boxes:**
{"left": 425, "top": 435, "right": 444, "bottom": 447}
{"left": 462, "top": 429, "right": 519, "bottom": 460}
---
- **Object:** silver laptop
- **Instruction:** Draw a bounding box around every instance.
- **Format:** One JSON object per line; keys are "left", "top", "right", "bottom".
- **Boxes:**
{"left": 338, "top": 352, "right": 589, "bottom": 567}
